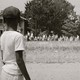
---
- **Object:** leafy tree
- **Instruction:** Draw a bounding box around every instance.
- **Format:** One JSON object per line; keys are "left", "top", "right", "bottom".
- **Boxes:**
{"left": 25, "top": 0, "right": 74, "bottom": 36}
{"left": 62, "top": 11, "right": 80, "bottom": 37}
{"left": 77, "top": 20, "right": 80, "bottom": 36}
{"left": 62, "top": 20, "right": 78, "bottom": 37}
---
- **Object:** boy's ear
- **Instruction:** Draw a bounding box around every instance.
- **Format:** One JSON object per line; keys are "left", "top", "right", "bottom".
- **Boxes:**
{"left": 17, "top": 17, "right": 20, "bottom": 23}
{"left": 3, "top": 18, "right": 6, "bottom": 23}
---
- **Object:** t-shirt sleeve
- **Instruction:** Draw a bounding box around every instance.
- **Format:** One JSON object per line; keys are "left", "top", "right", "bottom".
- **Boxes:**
{"left": 15, "top": 34, "right": 25, "bottom": 51}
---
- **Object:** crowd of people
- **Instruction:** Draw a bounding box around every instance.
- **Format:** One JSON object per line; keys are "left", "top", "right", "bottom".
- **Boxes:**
{"left": 24, "top": 31, "right": 80, "bottom": 41}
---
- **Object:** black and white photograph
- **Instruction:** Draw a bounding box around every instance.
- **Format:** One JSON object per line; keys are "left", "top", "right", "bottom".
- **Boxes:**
{"left": 0, "top": 0, "right": 80, "bottom": 80}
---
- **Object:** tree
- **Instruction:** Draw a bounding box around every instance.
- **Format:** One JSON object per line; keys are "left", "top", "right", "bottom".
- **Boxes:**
{"left": 62, "top": 20, "right": 78, "bottom": 37}
{"left": 77, "top": 18, "right": 80, "bottom": 36}
{"left": 62, "top": 11, "right": 80, "bottom": 37}
{"left": 24, "top": 0, "right": 74, "bottom": 36}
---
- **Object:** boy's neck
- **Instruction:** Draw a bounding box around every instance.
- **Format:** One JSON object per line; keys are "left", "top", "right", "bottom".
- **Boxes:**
{"left": 6, "top": 27, "right": 17, "bottom": 31}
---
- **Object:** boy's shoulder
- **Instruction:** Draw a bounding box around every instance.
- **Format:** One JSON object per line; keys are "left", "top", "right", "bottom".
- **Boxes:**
{"left": 14, "top": 31, "right": 23, "bottom": 36}
{"left": 12, "top": 31, "right": 23, "bottom": 39}
{"left": 1, "top": 31, "right": 23, "bottom": 38}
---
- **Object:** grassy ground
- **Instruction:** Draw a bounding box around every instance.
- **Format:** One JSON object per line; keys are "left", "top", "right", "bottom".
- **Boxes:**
{"left": 25, "top": 41, "right": 80, "bottom": 63}
{"left": 0, "top": 41, "right": 80, "bottom": 80}
{"left": 0, "top": 41, "right": 80, "bottom": 64}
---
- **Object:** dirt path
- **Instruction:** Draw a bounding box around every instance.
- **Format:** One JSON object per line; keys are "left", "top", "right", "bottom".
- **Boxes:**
{"left": 26, "top": 63, "right": 80, "bottom": 80}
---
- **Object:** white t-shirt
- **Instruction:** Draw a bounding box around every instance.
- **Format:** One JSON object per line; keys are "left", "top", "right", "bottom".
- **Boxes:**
{"left": 1, "top": 31, "right": 25, "bottom": 75}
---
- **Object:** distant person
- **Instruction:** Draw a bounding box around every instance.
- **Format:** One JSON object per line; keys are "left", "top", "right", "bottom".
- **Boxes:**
{"left": 0, "top": 6, "right": 31, "bottom": 80}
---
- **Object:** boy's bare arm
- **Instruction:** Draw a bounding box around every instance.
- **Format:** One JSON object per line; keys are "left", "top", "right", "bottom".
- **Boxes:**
{"left": 1, "top": 50, "right": 3, "bottom": 60}
{"left": 1, "top": 50, "right": 5, "bottom": 65}
{"left": 16, "top": 51, "right": 31, "bottom": 80}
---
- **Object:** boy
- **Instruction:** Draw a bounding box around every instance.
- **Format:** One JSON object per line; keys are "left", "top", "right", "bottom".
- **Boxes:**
{"left": 0, "top": 6, "right": 31, "bottom": 80}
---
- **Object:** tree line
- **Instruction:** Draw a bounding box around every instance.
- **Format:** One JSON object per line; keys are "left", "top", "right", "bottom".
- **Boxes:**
{"left": 24, "top": 0, "right": 80, "bottom": 37}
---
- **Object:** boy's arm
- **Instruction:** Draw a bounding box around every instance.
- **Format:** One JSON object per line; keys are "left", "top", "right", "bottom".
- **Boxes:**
{"left": 1, "top": 50, "right": 3, "bottom": 60}
{"left": 1, "top": 50, "right": 5, "bottom": 65}
{"left": 16, "top": 51, "right": 31, "bottom": 80}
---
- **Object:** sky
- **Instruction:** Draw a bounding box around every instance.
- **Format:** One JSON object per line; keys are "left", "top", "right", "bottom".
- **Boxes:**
{"left": 0, "top": 0, "right": 80, "bottom": 15}
{"left": 0, "top": 0, "right": 31, "bottom": 12}
{"left": 67, "top": 0, "right": 80, "bottom": 15}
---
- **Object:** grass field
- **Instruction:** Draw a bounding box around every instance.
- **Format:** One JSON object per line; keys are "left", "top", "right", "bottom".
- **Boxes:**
{"left": 25, "top": 41, "right": 80, "bottom": 63}
{"left": 0, "top": 41, "right": 80, "bottom": 64}
{"left": 0, "top": 41, "right": 80, "bottom": 80}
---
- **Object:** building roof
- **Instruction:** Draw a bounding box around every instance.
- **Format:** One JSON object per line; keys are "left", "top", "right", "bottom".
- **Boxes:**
{"left": 20, "top": 16, "right": 27, "bottom": 21}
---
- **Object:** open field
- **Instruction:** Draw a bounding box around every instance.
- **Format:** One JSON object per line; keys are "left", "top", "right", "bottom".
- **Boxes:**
{"left": 26, "top": 63, "right": 80, "bottom": 80}
{"left": 25, "top": 41, "right": 80, "bottom": 63}
{"left": 24, "top": 41, "right": 80, "bottom": 80}
{"left": 0, "top": 41, "right": 80, "bottom": 63}
{"left": 0, "top": 41, "right": 80, "bottom": 80}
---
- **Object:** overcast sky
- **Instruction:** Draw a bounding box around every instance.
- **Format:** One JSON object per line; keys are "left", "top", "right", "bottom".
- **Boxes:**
{"left": 0, "top": 0, "right": 80, "bottom": 15}
{"left": 67, "top": 0, "right": 80, "bottom": 15}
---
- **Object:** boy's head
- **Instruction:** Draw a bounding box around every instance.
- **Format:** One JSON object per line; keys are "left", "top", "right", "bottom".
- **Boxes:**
{"left": 3, "top": 6, "right": 21, "bottom": 30}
